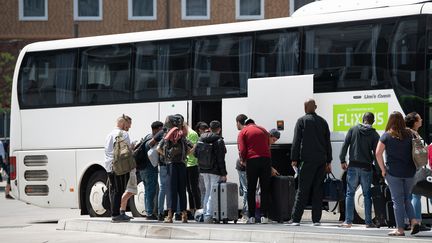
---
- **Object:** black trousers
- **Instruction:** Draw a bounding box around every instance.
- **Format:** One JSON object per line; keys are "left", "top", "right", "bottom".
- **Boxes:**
{"left": 291, "top": 161, "right": 327, "bottom": 223}
{"left": 186, "top": 165, "right": 202, "bottom": 209}
{"left": 246, "top": 157, "right": 272, "bottom": 218}
{"left": 168, "top": 162, "right": 187, "bottom": 211}
{"left": 108, "top": 172, "right": 129, "bottom": 217}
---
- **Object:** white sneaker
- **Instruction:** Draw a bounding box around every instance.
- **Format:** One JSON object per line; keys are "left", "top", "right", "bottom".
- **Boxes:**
{"left": 285, "top": 220, "right": 300, "bottom": 226}
{"left": 239, "top": 215, "right": 249, "bottom": 223}
{"left": 313, "top": 222, "right": 321, "bottom": 226}
{"left": 247, "top": 217, "right": 256, "bottom": 224}
{"left": 260, "top": 217, "right": 269, "bottom": 224}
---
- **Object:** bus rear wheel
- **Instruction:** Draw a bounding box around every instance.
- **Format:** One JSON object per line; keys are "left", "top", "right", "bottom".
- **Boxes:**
{"left": 85, "top": 170, "right": 111, "bottom": 217}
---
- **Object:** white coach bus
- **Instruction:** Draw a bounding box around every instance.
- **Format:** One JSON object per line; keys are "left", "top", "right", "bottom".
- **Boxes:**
{"left": 9, "top": 0, "right": 432, "bottom": 222}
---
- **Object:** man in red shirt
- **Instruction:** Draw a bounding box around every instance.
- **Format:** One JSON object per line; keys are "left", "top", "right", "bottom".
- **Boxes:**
{"left": 237, "top": 118, "right": 271, "bottom": 224}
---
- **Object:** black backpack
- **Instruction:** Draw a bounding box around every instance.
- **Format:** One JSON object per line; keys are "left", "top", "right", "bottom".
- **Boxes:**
{"left": 195, "top": 141, "right": 214, "bottom": 170}
{"left": 133, "top": 135, "right": 152, "bottom": 169}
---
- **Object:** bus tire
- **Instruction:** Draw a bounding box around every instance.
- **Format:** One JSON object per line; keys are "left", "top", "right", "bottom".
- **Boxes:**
{"left": 129, "top": 181, "right": 146, "bottom": 217}
{"left": 85, "top": 170, "right": 111, "bottom": 217}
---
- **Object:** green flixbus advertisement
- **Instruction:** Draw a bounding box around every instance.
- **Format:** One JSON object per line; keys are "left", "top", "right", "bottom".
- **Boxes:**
{"left": 333, "top": 103, "right": 388, "bottom": 132}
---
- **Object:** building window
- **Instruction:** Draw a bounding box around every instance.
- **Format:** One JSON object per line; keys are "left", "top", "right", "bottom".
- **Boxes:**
{"left": 182, "top": 0, "right": 210, "bottom": 20}
{"left": 236, "top": 0, "right": 264, "bottom": 20}
{"left": 128, "top": 0, "right": 156, "bottom": 20}
{"left": 290, "top": 0, "right": 315, "bottom": 15}
{"left": 19, "top": 0, "right": 48, "bottom": 21}
{"left": 74, "top": 0, "right": 102, "bottom": 21}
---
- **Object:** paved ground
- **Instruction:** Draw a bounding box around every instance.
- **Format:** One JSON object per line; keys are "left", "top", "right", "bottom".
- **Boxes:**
{"left": 3, "top": 180, "right": 432, "bottom": 242}
{"left": 58, "top": 212, "right": 432, "bottom": 243}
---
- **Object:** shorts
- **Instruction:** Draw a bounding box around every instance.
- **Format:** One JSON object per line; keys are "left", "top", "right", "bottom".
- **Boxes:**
{"left": 125, "top": 169, "right": 137, "bottom": 195}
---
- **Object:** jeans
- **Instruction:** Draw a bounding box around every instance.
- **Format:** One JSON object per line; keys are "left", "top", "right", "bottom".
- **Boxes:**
{"left": 139, "top": 163, "right": 158, "bottom": 216}
{"left": 167, "top": 162, "right": 187, "bottom": 211}
{"left": 385, "top": 173, "right": 415, "bottom": 228}
{"left": 237, "top": 169, "right": 248, "bottom": 216}
{"left": 345, "top": 167, "right": 373, "bottom": 224}
{"left": 246, "top": 157, "right": 272, "bottom": 218}
{"left": 411, "top": 194, "right": 422, "bottom": 221}
{"left": 202, "top": 173, "right": 221, "bottom": 218}
{"left": 158, "top": 165, "right": 169, "bottom": 215}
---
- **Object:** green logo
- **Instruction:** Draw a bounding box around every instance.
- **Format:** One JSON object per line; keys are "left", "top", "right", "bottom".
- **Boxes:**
{"left": 333, "top": 103, "right": 388, "bottom": 131}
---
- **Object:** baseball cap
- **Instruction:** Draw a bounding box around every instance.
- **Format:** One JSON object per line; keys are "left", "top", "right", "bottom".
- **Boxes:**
{"left": 269, "top": 128, "right": 280, "bottom": 139}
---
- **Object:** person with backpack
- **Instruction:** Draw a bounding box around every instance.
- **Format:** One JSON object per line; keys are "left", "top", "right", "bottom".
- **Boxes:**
{"left": 158, "top": 114, "right": 192, "bottom": 223}
{"left": 135, "top": 121, "right": 164, "bottom": 220}
{"left": 196, "top": 120, "right": 227, "bottom": 223}
{"left": 376, "top": 111, "right": 420, "bottom": 236}
{"left": 104, "top": 114, "right": 133, "bottom": 223}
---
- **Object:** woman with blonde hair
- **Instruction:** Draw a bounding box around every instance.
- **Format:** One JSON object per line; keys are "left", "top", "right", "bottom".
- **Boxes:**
{"left": 376, "top": 111, "right": 420, "bottom": 236}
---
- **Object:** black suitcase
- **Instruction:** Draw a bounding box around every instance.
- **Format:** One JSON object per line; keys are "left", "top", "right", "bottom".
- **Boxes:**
{"left": 268, "top": 176, "right": 296, "bottom": 223}
{"left": 371, "top": 184, "right": 395, "bottom": 228}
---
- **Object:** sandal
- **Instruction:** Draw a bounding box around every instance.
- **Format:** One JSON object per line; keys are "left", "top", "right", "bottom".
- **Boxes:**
{"left": 388, "top": 231, "right": 405, "bottom": 236}
{"left": 338, "top": 223, "right": 352, "bottom": 228}
{"left": 411, "top": 224, "right": 420, "bottom": 235}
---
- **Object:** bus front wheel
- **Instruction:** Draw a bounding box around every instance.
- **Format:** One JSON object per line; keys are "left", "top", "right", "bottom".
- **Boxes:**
{"left": 85, "top": 170, "right": 111, "bottom": 217}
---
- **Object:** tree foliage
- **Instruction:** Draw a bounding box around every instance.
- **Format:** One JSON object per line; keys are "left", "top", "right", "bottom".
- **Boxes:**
{"left": 0, "top": 52, "right": 16, "bottom": 112}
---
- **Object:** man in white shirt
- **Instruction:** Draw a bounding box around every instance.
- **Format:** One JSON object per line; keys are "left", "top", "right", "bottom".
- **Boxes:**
{"left": 104, "top": 114, "right": 132, "bottom": 223}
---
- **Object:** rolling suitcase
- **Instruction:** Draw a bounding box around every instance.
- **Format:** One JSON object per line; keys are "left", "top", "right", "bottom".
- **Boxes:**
{"left": 371, "top": 184, "right": 395, "bottom": 228}
{"left": 211, "top": 181, "right": 239, "bottom": 224}
{"left": 268, "top": 176, "right": 296, "bottom": 223}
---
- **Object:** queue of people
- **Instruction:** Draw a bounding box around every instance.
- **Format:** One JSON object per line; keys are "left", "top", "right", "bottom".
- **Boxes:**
{"left": 103, "top": 99, "right": 431, "bottom": 237}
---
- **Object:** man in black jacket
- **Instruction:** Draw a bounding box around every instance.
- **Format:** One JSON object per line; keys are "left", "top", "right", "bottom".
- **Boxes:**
{"left": 289, "top": 99, "right": 332, "bottom": 226}
{"left": 198, "top": 120, "right": 227, "bottom": 223}
{"left": 339, "top": 112, "right": 379, "bottom": 228}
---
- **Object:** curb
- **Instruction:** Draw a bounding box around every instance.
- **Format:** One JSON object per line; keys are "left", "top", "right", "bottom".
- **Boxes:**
{"left": 57, "top": 219, "right": 431, "bottom": 243}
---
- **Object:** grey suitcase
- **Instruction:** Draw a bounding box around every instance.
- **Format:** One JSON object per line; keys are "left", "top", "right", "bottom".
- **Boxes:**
{"left": 211, "top": 181, "right": 239, "bottom": 224}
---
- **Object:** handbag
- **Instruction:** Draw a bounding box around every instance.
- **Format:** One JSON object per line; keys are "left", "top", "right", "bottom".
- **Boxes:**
{"left": 102, "top": 178, "right": 111, "bottom": 210}
{"left": 412, "top": 167, "right": 432, "bottom": 198}
{"left": 147, "top": 144, "right": 160, "bottom": 167}
{"left": 323, "top": 172, "right": 345, "bottom": 202}
{"left": 411, "top": 133, "right": 428, "bottom": 169}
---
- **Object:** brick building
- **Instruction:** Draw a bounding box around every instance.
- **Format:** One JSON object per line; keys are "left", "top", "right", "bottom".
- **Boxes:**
{"left": 0, "top": 0, "right": 314, "bottom": 49}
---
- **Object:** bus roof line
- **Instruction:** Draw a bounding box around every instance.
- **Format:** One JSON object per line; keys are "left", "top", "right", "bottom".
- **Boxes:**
{"left": 24, "top": 3, "right": 425, "bottom": 53}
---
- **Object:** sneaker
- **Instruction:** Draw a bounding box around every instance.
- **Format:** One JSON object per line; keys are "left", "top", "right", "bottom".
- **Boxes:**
{"left": 157, "top": 214, "right": 164, "bottom": 221}
{"left": 247, "top": 217, "right": 256, "bottom": 224}
{"left": 203, "top": 217, "right": 213, "bottom": 224}
{"left": 313, "top": 222, "right": 321, "bottom": 226}
{"left": 366, "top": 223, "right": 378, "bottom": 228}
{"left": 286, "top": 220, "right": 300, "bottom": 226}
{"left": 260, "top": 217, "right": 269, "bottom": 224}
{"left": 111, "top": 214, "right": 131, "bottom": 223}
{"left": 146, "top": 214, "right": 158, "bottom": 220}
{"left": 5, "top": 194, "right": 14, "bottom": 199}
{"left": 174, "top": 213, "right": 181, "bottom": 221}
{"left": 239, "top": 215, "right": 249, "bottom": 223}
{"left": 419, "top": 224, "right": 431, "bottom": 232}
